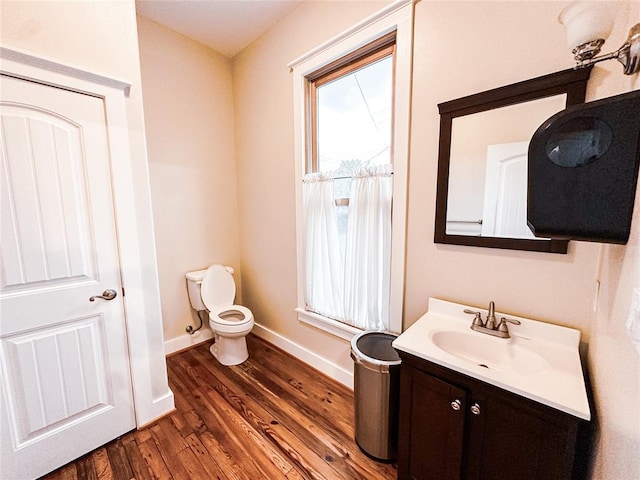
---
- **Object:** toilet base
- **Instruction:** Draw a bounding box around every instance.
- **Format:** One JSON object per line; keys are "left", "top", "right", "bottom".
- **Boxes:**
{"left": 209, "top": 334, "right": 249, "bottom": 365}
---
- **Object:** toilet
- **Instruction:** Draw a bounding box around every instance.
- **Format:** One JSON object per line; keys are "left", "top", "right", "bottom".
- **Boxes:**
{"left": 185, "top": 264, "right": 254, "bottom": 365}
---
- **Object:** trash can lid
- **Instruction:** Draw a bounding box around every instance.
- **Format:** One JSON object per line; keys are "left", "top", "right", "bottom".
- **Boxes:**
{"left": 351, "top": 331, "right": 401, "bottom": 367}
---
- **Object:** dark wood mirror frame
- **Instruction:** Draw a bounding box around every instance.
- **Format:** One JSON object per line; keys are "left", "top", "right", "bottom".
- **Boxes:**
{"left": 434, "top": 67, "right": 593, "bottom": 254}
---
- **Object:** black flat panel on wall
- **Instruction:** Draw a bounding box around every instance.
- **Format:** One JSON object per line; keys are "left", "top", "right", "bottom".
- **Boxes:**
{"left": 528, "top": 90, "right": 640, "bottom": 244}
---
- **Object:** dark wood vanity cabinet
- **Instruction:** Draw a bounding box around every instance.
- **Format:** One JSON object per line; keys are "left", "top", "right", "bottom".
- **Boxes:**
{"left": 396, "top": 351, "right": 588, "bottom": 480}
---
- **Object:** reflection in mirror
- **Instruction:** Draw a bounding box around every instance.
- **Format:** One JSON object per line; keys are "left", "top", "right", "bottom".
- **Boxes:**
{"left": 434, "top": 67, "right": 592, "bottom": 254}
{"left": 446, "top": 95, "right": 566, "bottom": 238}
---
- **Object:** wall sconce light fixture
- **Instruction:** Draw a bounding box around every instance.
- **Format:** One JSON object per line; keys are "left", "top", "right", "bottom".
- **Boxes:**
{"left": 559, "top": 1, "right": 640, "bottom": 75}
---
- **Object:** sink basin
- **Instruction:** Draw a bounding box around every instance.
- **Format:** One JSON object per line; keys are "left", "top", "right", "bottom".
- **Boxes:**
{"left": 431, "top": 330, "right": 549, "bottom": 375}
{"left": 392, "top": 298, "right": 591, "bottom": 420}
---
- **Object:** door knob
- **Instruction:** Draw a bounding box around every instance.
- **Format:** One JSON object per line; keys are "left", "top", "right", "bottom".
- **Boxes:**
{"left": 451, "top": 399, "right": 462, "bottom": 411}
{"left": 89, "top": 289, "right": 118, "bottom": 302}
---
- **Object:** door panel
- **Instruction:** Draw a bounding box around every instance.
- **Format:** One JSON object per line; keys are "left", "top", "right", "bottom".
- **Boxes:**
{"left": 1, "top": 104, "right": 97, "bottom": 289}
{"left": 0, "top": 74, "right": 135, "bottom": 479}
{"left": 481, "top": 141, "right": 535, "bottom": 239}
{"left": 3, "top": 316, "right": 110, "bottom": 443}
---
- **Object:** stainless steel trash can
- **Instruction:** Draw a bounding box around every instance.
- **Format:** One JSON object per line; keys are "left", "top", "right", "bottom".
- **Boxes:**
{"left": 350, "top": 331, "right": 401, "bottom": 462}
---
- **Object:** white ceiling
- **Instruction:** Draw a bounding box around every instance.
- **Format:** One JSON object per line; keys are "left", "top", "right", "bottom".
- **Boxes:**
{"left": 136, "top": 0, "right": 304, "bottom": 58}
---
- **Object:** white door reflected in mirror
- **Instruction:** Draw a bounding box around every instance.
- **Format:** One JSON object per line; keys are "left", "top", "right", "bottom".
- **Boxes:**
{"left": 481, "top": 142, "right": 538, "bottom": 239}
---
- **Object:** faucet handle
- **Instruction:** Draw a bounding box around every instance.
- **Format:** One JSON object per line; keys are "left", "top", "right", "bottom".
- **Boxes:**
{"left": 497, "top": 316, "right": 521, "bottom": 334}
{"left": 500, "top": 316, "right": 521, "bottom": 326}
{"left": 464, "top": 309, "right": 485, "bottom": 327}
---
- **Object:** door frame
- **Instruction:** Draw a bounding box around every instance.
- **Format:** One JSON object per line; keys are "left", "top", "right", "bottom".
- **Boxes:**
{"left": 0, "top": 46, "right": 175, "bottom": 427}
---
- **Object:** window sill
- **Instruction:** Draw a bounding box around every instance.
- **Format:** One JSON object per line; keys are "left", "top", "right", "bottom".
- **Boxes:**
{"left": 295, "top": 307, "right": 362, "bottom": 341}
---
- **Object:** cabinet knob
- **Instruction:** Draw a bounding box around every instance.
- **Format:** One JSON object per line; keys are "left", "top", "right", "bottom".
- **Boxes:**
{"left": 470, "top": 403, "right": 481, "bottom": 415}
{"left": 451, "top": 399, "right": 462, "bottom": 411}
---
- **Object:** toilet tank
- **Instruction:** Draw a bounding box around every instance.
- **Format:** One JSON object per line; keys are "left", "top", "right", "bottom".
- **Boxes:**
{"left": 185, "top": 269, "right": 207, "bottom": 311}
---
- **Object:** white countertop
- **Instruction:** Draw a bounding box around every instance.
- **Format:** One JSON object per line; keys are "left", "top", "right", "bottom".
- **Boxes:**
{"left": 392, "top": 298, "right": 591, "bottom": 420}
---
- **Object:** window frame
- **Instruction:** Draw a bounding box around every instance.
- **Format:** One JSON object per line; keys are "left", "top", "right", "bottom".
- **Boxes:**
{"left": 290, "top": 0, "right": 414, "bottom": 340}
{"left": 308, "top": 34, "right": 397, "bottom": 176}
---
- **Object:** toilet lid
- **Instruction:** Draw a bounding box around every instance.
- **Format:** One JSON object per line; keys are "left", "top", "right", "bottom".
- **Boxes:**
{"left": 201, "top": 264, "right": 235, "bottom": 309}
{"left": 210, "top": 305, "right": 253, "bottom": 326}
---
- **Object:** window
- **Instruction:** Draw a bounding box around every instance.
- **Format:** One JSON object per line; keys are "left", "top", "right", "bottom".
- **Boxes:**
{"left": 309, "top": 35, "right": 395, "bottom": 172}
{"left": 309, "top": 35, "right": 395, "bottom": 258}
{"left": 291, "top": 0, "right": 413, "bottom": 339}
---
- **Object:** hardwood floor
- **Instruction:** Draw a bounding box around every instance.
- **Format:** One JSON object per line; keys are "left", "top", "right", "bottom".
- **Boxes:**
{"left": 41, "top": 334, "right": 397, "bottom": 480}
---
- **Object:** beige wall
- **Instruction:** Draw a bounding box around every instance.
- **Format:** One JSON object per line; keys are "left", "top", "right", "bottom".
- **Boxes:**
{"left": 233, "top": 0, "right": 639, "bottom": 477}
{"left": 587, "top": 2, "right": 640, "bottom": 471}
{"left": 136, "top": 16, "right": 241, "bottom": 342}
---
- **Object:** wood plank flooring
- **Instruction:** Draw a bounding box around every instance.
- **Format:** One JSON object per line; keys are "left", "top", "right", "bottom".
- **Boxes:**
{"left": 40, "top": 334, "right": 397, "bottom": 480}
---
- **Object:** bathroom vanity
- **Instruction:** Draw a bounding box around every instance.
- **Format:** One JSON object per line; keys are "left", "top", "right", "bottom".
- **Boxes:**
{"left": 393, "top": 299, "right": 591, "bottom": 480}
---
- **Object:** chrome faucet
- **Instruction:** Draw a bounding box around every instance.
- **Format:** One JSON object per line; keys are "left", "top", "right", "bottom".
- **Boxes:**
{"left": 463, "top": 301, "right": 521, "bottom": 338}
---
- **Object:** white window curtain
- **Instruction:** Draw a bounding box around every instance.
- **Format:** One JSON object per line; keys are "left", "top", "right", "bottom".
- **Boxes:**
{"left": 302, "top": 173, "right": 345, "bottom": 320}
{"left": 343, "top": 164, "right": 393, "bottom": 331}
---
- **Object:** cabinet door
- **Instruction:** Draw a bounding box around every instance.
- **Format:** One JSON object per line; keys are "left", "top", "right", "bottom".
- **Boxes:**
{"left": 466, "top": 392, "right": 577, "bottom": 480}
{"left": 399, "top": 367, "right": 468, "bottom": 480}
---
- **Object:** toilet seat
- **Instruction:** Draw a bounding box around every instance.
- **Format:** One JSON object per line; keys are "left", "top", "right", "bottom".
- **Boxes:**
{"left": 209, "top": 305, "right": 253, "bottom": 326}
{"left": 202, "top": 265, "right": 253, "bottom": 327}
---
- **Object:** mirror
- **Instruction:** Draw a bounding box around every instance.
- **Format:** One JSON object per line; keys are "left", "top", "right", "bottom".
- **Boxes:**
{"left": 434, "top": 67, "right": 592, "bottom": 253}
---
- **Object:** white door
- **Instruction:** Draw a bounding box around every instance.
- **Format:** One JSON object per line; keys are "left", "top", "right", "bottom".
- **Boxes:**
{"left": 0, "top": 74, "right": 135, "bottom": 479}
{"left": 481, "top": 141, "right": 535, "bottom": 239}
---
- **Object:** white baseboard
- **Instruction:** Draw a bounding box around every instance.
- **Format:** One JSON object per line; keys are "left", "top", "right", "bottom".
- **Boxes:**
{"left": 164, "top": 328, "right": 214, "bottom": 356}
{"left": 136, "top": 389, "right": 176, "bottom": 428}
{"left": 163, "top": 323, "right": 354, "bottom": 389}
{"left": 252, "top": 322, "right": 354, "bottom": 390}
